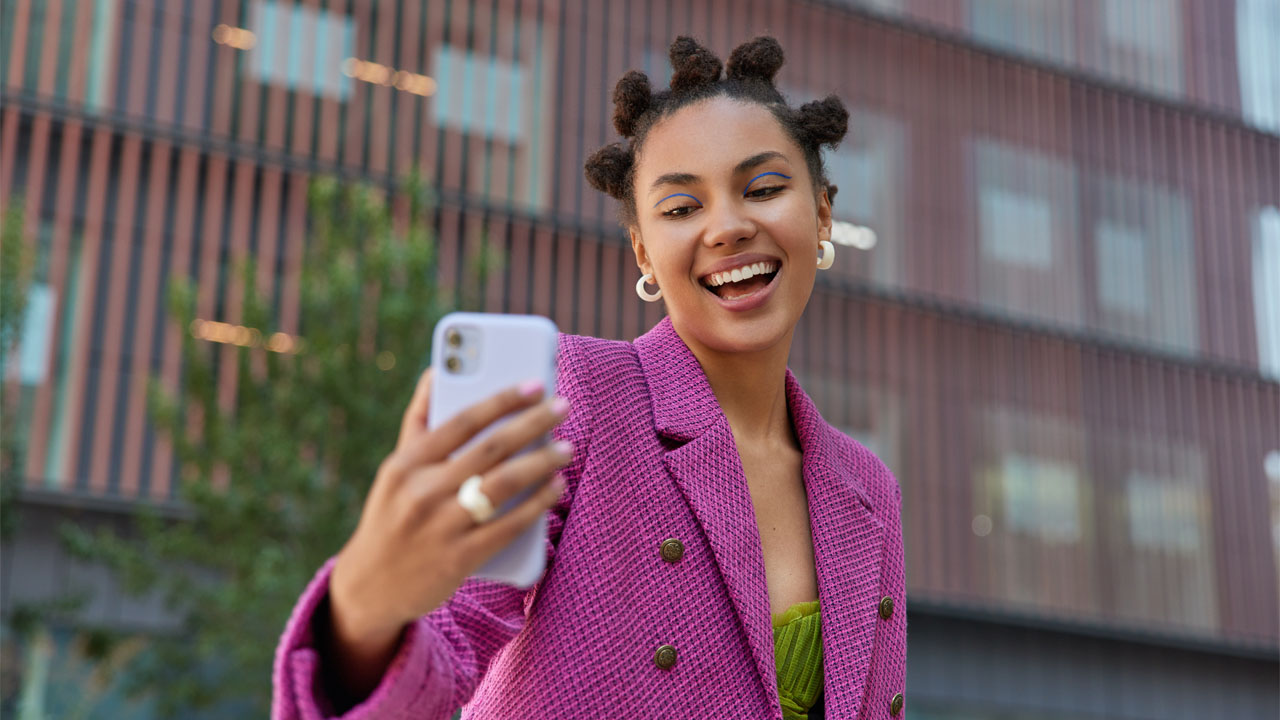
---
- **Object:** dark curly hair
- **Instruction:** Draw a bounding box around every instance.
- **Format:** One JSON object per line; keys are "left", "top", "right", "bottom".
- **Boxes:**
{"left": 584, "top": 35, "right": 849, "bottom": 228}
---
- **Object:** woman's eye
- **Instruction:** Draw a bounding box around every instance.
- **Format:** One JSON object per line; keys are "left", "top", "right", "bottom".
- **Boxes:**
{"left": 662, "top": 205, "right": 697, "bottom": 218}
{"left": 745, "top": 185, "right": 784, "bottom": 199}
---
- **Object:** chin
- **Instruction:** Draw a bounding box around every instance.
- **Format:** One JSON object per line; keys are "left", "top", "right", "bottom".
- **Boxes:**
{"left": 682, "top": 310, "right": 797, "bottom": 355}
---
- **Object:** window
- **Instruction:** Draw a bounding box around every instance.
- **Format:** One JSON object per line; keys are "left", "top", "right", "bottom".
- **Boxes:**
{"left": 642, "top": 49, "right": 672, "bottom": 86}
{"left": 1101, "top": 0, "right": 1184, "bottom": 94}
{"left": 1236, "top": 0, "right": 1280, "bottom": 132}
{"left": 11, "top": 282, "right": 56, "bottom": 386}
{"left": 834, "top": 385, "right": 903, "bottom": 485}
{"left": 246, "top": 0, "right": 356, "bottom": 101}
{"left": 84, "top": 0, "right": 116, "bottom": 112}
{"left": 428, "top": 38, "right": 554, "bottom": 212}
{"left": 1126, "top": 473, "right": 1206, "bottom": 553}
{"left": 824, "top": 108, "right": 906, "bottom": 286}
{"left": 999, "top": 454, "right": 1083, "bottom": 544}
{"left": 433, "top": 46, "right": 527, "bottom": 144}
{"left": 970, "top": 0, "right": 1075, "bottom": 66}
{"left": 973, "top": 406, "right": 1093, "bottom": 611}
{"left": 973, "top": 138, "right": 1082, "bottom": 326}
{"left": 1095, "top": 220, "right": 1148, "bottom": 314}
{"left": 1267, "top": 450, "right": 1280, "bottom": 581}
{"left": 1108, "top": 439, "right": 1216, "bottom": 631}
{"left": 981, "top": 188, "right": 1053, "bottom": 269}
{"left": 1091, "top": 174, "right": 1196, "bottom": 354}
{"left": 838, "top": 0, "right": 905, "bottom": 15}
{"left": 1254, "top": 206, "right": 1280, "bottom": 379}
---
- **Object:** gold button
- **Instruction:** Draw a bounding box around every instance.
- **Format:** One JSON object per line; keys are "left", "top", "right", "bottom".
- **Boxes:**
{"left": 878, "top": 596, "right": 894, "bottom": 620}
{"left": 890, "top": 692, "right": 904, "bottom": 716}
{"left": 654, "top": 644, "right": 678, "bottom": 669}
{"left": 660, "top": 538, "right": 685, "bottom": 563}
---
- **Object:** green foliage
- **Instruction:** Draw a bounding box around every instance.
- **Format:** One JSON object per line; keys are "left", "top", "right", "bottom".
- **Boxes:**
{"left": 62, "top": 175, "right": 490, "bottom": 717}
{"left": 1, "top": 203, "right": 32, "bottom": 539}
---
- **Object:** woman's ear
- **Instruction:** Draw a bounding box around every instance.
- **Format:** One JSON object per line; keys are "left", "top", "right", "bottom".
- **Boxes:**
{"left": 816, "top": 188, "right": 833, "bottom": 243}
{"left": 629, "top": 226, "right": 652, "bottom": 275}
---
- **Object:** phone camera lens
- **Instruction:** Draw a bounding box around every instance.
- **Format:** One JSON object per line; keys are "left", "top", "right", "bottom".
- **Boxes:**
{"left": 446, "top": 328, "right": 463, "bottom": 348}
{"left": 445, "top": 355, "right": 461, "bottom": 372}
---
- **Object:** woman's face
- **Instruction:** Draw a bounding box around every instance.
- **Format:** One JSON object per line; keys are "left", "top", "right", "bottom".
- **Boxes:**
{"left": 629, "top": 96, "right": 831, "bottom": 356}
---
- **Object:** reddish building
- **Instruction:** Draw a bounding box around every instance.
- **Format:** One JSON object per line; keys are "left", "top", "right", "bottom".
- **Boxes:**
{"left": 2, "top": 0, "right": 1277, "bottom": 717}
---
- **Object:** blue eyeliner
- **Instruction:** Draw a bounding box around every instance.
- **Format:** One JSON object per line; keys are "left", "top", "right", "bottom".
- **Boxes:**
{"left": 654, "top": 192, "right": 701, "bottom": 208}
{"left": 743, "top": 171, "right": 791, "bottom": 192}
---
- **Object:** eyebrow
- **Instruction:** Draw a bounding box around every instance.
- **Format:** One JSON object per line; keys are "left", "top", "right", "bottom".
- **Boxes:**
{"left": 647, "top": 151, "right": 791, "bottom": 196}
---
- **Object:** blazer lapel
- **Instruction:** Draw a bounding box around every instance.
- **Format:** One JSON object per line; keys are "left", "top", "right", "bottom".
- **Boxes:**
{"left": 635, "top": 318, "right": 779, "bottom": 704}
{"left": 786, "top": 371, "right": 886, "bottom": 718}
{"left": 663, "top": 423, "right": 780, "bottom": 704}
{"left": 634, "top": 317, "right": 887, "bottom": 717}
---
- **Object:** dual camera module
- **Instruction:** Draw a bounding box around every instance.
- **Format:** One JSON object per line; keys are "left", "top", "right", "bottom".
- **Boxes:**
{"left": 443, "top": 326, "right": 470, "bottom": 373}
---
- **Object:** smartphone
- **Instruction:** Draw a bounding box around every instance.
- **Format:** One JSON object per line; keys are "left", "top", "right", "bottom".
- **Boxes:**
{"left": 427, "top": 312, "right": 560, "bottom": 588}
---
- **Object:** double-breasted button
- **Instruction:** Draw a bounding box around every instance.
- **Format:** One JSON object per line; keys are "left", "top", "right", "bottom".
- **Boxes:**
{"left": 878, "top": 596, "right": 895, "bottom": 620}
{"left": 890, "top": 692, "right": 904, "bottom": 716}
{"left": 654, "top": 644, "right": 678, "bottom": 669}
{"left": 660, "top": 538, "right": 685, "bottom": 563}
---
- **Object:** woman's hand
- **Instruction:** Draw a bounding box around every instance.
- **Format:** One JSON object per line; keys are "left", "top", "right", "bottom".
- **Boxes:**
{"left": 322, "top": 369, "right": 572, "bottom": 704}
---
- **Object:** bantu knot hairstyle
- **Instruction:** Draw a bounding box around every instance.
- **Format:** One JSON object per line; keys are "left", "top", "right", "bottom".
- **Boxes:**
{"left": 585, "top": 35, "right": 849, "bottom": 227}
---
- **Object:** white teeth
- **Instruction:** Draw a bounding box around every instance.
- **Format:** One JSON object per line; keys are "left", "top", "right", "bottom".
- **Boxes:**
{"left": 704, "top": 260, "right": 778, "bottom": 288}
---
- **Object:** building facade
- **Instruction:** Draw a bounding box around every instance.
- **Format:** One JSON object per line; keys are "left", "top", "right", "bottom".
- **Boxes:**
{"left": 2, "top": 0, "right": 1278, "bottom": 717}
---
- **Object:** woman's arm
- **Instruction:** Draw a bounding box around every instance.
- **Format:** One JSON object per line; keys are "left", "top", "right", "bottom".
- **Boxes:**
{"left": 271, "top": 333, "right": 594, "bottom": 720}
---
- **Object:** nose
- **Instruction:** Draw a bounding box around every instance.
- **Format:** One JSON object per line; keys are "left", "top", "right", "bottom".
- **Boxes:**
{"left": 701, "top": 195, "right": 756, "bottom": 248}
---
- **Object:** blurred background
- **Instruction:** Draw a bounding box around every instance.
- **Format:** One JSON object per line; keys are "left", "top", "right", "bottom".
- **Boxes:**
{"left": 1, "top": 0, "right": 1278, "bottom": 718}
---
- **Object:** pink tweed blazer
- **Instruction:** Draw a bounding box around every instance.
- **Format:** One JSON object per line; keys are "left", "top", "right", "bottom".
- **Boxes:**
{"left": 272, "top": 315, "right": 907, "bottom": 719}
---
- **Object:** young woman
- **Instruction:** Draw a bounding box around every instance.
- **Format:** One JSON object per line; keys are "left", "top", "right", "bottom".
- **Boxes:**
{"left": 272, "top": 36, "right": 906, "bottom": 720}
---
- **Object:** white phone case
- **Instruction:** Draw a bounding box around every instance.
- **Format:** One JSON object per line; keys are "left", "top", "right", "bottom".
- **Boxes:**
{"left": 427, "top": 312, "right": 559, "bottom": 588}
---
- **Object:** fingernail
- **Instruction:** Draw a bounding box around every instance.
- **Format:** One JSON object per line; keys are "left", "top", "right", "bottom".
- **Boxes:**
{"left": 550, "top": 396, "right": 570, "bottom": 415}
{"left": 552, "top": 440, "right": 574, "bottom": 458}
{"left": 551, "top": 474, "right": 567, "bottom": 492}
{"left": 519, "top": 379, "right": 544, "bottom": 397}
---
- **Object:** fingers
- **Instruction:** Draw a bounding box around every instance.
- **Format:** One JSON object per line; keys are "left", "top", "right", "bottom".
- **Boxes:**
{"left": 440, "top": 439, "right": 574, "bottom": 533}
{"left": 460, "top": 473, "right": 566, "bottom": 560}
{"left": 444, "top": 395, "right": 570, "bottom": 486}
{"left": 397, "top": 379, "right": 554, "bottom": 470}
{"left": 397, "top": 368, "right": 434, "bottom": 451}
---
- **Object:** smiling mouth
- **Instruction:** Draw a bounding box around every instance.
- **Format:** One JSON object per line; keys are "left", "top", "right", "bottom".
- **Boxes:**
{"left": 700, "top": 262, "right": 781, "bottom": 300}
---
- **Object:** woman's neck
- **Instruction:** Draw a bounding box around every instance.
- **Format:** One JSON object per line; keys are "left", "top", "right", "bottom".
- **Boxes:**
{"left": 675, "top": 321, "right": 799, "bottom": 451}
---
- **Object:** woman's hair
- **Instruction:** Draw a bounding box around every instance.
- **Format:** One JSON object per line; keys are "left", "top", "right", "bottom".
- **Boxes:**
{"left": 584, "top": 35, "right": 849, "bottom": 227}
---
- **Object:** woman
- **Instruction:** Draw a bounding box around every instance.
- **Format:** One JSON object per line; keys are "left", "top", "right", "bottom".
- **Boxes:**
{"left": 272, "top": 36, "right": 906, "bottom": 720}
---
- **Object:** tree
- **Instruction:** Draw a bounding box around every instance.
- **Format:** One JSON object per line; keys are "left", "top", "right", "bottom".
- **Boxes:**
{"left": 1, "top": 203, "right": 32, "bottom": 539}
{"left": 64, "top": 175, "right": 497, "bottom": 717}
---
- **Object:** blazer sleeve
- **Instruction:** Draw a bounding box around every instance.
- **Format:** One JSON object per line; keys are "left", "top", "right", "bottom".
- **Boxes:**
{"left": 271, "top": 333, "right": 596, "bottom": 720}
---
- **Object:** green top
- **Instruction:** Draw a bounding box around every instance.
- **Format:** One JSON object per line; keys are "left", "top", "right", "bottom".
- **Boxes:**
{"left": 771, "top": 600, "right": 824, "bottom": 720}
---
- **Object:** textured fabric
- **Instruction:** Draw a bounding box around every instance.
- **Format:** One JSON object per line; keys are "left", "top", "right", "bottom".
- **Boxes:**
{"left": 271, "top": 315, "right": 907, "bottom": 719}
{"left": 772, "top": 601, "right": 824, "bottom": 720}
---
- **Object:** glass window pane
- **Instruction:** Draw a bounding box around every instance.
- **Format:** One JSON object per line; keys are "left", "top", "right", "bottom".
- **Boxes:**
{"left": 1236, "top": 0, "right": 1280, "bottom": 132}
{"left": 1254, "top": 206, "right": 1280, "bottom": 379}
{"left": 824, "top": 108, "right": 906, "bottom": 286}
{"left": 246, "top": 0, "right": 355, "bottom": 101}
{"left": 1091, "top": 174, "right": 1196, "bottom": 354}
{"left": 1095, "top": 219, "right": 1148, "bottom": 314}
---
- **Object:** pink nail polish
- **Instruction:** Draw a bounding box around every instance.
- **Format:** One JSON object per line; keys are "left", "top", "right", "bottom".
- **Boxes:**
{"left": 519, "top": 379, "right": 544, "bottom": 397}
{"left": 550, "top": 396, "right": 570, "bottom": 415}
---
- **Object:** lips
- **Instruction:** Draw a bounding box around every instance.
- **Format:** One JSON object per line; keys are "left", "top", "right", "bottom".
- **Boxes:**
{"left": 700, "top": 264, "right": 781, "bottom": 312}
